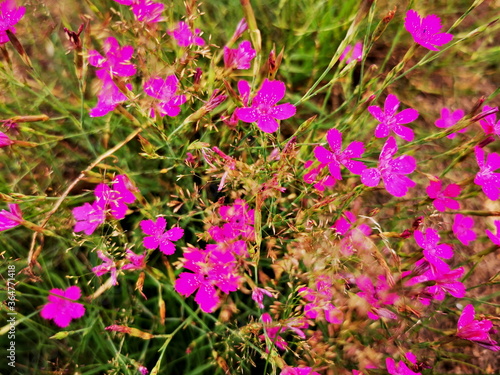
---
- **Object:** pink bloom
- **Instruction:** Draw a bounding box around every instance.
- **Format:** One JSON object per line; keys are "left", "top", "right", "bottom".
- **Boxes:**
{"left": 230, "top": 18, "right": 248, "bottom": 41}
{"left": 40, "top": 286, "right": 86, "bottom": 328}
{"left": 140, "top": 217, "right": 184, "bottom": 255}
{"left": 0, "top": 203, "right": 23, "bottom": 231}
{"left": 404, "top": 9, "right": 453, "bottom": 51}
{"left": 474, "top": 146, "right": 500, "bottom": 200}
{"left": 457, "top": 304, "right": 500, "bottom": 351}
{"left": 478, "top": 105, "right": 500, "bottom": 135}
{"left": 174, "top": 246, "right": 239, "bottom": 313}
{"left": 340, "top": 42, "right": 363, "bottom": 64}
{"left": 299, "top": 275, "right": 343, "bottom": 324}
{"left": 303, "top": 160, "right": 336, "bottom": 191}
{"left": 426, "top": 178, "right": 461, "bottom": 212}
{"left": 92, "top": 251, "right": 118, "bottom": 285}
{"left": 235, "top": 79, "right": 296, "bottom": 133}
{"left": 88, "top": 36, "right": 136, "bottom": 79}
{"left": 368, "top": 94, "right": 419, "bottom": 141}
{"left": 168, "top": 21, "right": 205, "bottom": 47}
{"left": 434, "top": 107, "right": 465, "bottom": 139}
{"left": 143, "top": 75, "right": 186, "bottom": 117}
{"left": 72, "top": 201, "right": 106, "bottom": 235}
{"left": 356, "top": 275, "right": 398, "bottom": 320}
{"left": 94, "top": 180, "right": 136, "bottom": 220}
{"left": 0, "top": 131, "right": 14, "bottom": 147}
{"left": 224, "top": 40, "right": 256, "bottom": 70}
{"left": 386, "top": 357, "right": 421, "bottom": 375}
{"left": 251, "top": 287, "right": 274, "bottom": 309}
{"left": 208, "top": 199, "right": 255, "bottom": 242}
{"left": 332, "top": 211, "right": 372, "bottom": 255}
{"left": 259, "top": 313, "right": 307, "bottom": 351}
{"left": 113, "top": 0, "right": 165, "bottom": 23}
{"left": 314, "top": 128, "right": 366, "bottom": 181}
{"left": 452, "top": 214, "right": 476, "bottom": 246}
{"left": 122, "top": 249, "right": 147, "bottom": 271}
{"left": 361, "top": 137, "right": 416, "bottom": 197}
{"left": 89, "top": 75, "right": 131, "bottom": 117}
{"left": 281, "top": 367, "right": 320, "bottom": 375}
{"left": 486, "top": 220, "right": 500, "bottom": 246}
{"left": 138, "top": 366, "right": 149, "bottom": 375}
{"left": 415, "top": 228, "right": 453, "bottom": 273}
{"left": 0, "top": 0, "right": 25, "bottom": 45}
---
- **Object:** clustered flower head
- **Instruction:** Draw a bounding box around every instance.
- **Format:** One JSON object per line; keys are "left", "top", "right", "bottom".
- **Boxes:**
{"left": 40, "top": 286, "right": 86, "bottom": 328}
{"left": 0, "top": 0, "right": 25, "bottom": 45}
{"left": 404, "top": 9, "right": 453, "bottom": 51}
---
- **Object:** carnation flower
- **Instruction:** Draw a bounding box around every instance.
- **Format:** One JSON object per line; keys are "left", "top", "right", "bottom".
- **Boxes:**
{"left": 40, "top": 286, "right": 86, "bottom": 328}
{"left": 0, "top": 203, "right": 23, "bottom": 232}
{"left": 404, "top": 9, "right": 453, "bottom": 51}
{"left": 140, "top": 216, "right": 184, "bottom": 255}
{"left": 0, "top": 0, "right": 25, "bottom": 45}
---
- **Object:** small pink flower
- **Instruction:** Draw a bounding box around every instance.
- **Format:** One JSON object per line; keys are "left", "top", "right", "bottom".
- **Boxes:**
{"left": 332, "top": 211, "right": 372, "bottom": 255}
{"left": 474, "top": 146, "right": 500, "bottom": 200}
{"left": 89, "top": 75, "right": 132, "bottom": 117}
{"left": 478, "top": 105, "right": 500, "bottom": 135}
{"left": 361, "top": 137, "right": 416, "bottom": 197}
{"left": 122, "top": 249, "right": 147, "bottom": 271}
{"left": 168, "top": 21, "right": 205, "bottom": 47}
{"left": 0, "top": 0, "right": 25, "bottom": 45}
{"left": 113, "top": 0, "right": 165, "bottom": 24}
{"left": 356, "top": 275, "right": 398, "bottom": 320}
{"left": 259, "top": 313, "right": 308, "bottom": 351}
{"left": 281, "top": 367, "right": 321, "bottom": 375}
{"left": 224, "top": 40, "right": 256, "bottom": 70}
{"left": 426, "top": 178, "right": 461, "bottom": 212}
{"left": 40, "top": 286, "right": 86, "bottom": 328}
{"left": 92, "top": 251, "right": 118, "bottom": 286}
{"left": 0, "top": 203, "right": 23, "bottom": 231}
{"left": 368, "top": 94, "right": 419, "bottom": 141}
{"left": 251, "top": 287, "right": 274, "bottom": 309}
{"left": 404, "top": 10, "right": 453, "bottom": 51}
{"left": 303, "top": 160, "right": 336, "bottom": 191}
{"left": 340, "top": 42, "right": 363, "bottom": 64}
{"left": 235, "top": 79, "right": 296, "bottom": 133}
{"left": 452, "top": 214, "right": 476, "bottom": 246}
{"left": 208, "top": 199, "right": 255, "bottom": 242}
{"left": 140, "top": 217, "right": 183, "bottom": 255}
{"left": 138, "top": 365, "right": 149, "bottom": 375}
{"left": 415, "top": 228, "right": 454, "bottom": 273}
{"left": 143, "top": 75, "right": 186, "bottom": 117}
{"left": 434, "top": 107, "right": 465, "bottom": 138}
{"left": 299, "top": 275, "right": 343, "bottom": 324}
{"left": 88, "top": 36, "right": 136, "bottom": 79}
{"left": 0, "top": 131, "right": 15, "bottom": 147}
{"left": 486, "top": 220, "right": 500, "bottom": 246}
{"left": 386, "top": 357, "right": 421, "bottom": 375}
{"left": 457, "top": 304, "right": 500, "bottom": 351}
{"left": 72, "top": 201, "right": 106, "bottom": 235}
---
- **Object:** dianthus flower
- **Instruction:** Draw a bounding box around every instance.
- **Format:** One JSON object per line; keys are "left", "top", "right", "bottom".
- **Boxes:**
{"left": 223, "top": 40, "right": 256, "bottom": 70}
{"left": 122, "top": 249, "right": 147, "bottom": 271}
{"left": 140, "top": 216, "right": 184, "bottom": 255}
{"left": 92, "top": 251, "right": 118, "bottom": 285}
{"left": 72, "top": 201, "right": 106, "bottom": 235}
{"left": 40, "top": 286, "right": 86, "bottom": 328}
{"left": 208, "top": 199, "right": 255, "bottom": 242}
{"left": 281, "top": 367, "right": 320, "bottom": 375}
{"left": 434, "top": 107, "right": 465, "bottom": 139}
{"left": 426, "top": 178, "right": 461, "bottom": 212}
{"left": 478, "top": 105, "right": 500, "bottom": 135}
{"left": 314, "top": 128, "right": 366, "bottom": 181}
{"left": 332, "top": 211, "right": 372, "bottom": 255}
{"left": 361, "top": 137, "right": 416, "bottom": 197}
{"left": 88, "top": 36, "right": 136, "bottom": 79}
{"left": 474, "top": 146, "right": 500, "bottom": 200}
{"left": 89, "top": 74, "right": 132, "bottom": 117}
{"left": 368, "top": 94, "right": 419, "bottom": 142}
{"left": 356, "top": 275, "right": 398, "bottom": 320}
{"left": 303, "top": 160, "right": 336, "bottom": 191}
{"left": 0, "top": 131, "right": 14, "bottom": 147}
{"left": 0, "top": 0, "right": 25, "bottom": 45}
{"left": 251, "top": 287, "right": 274, "bottom": 309}
{"left": 404, "top": 9, "right": 453, "bottom": 51}
{"left": 386, "top": 357, "right": 421, "bottom": 375}
{"left": 0, "top": 203, "right": 23, "bottom": 231}
{"left": 112, "top": 0, "right": 165, "bottom": 24}
{"left": 485, "top": 220, "right": 500, "bottom": 246}
{"left": 414, "top": 228, "right": 453, "bottom": 273}
{"left": 339, "top": 42, "right": 363, "bottom": 64}
{"left": 452, "top": 214, "right": 476, "bottom": 246}
{"left": 168, "top": 21, "right": 205, "bottom": 47}
{"left": 143, "top": 75, "right": 186, "bottom": 117}
{"left": 235, "top": 79, "right": 296, "bottom": 133}
{"left": 259, "top": 313, "right": 308, "bottom": 351}
{"left": 299, "top": 275, "right": 343, "bottom": 324}
{"left": 174, "top": 246, "right": 240, "bottom": 313}
{"left": 457, "top": 304, "right": 500, "bottom": 351}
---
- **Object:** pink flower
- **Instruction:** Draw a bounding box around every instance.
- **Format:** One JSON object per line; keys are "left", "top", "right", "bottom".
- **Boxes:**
{"left": 40, "top": 286, "right": 86, "bottom": 328}
{"left": 0, "top": 203, "right": 23, "bottom": 231}
{"left": 235, "top": 79, "right": 296, "bottom": 133}
{"left": 281, "top": 367, "right": 320, "bottom": 375}
{"left": 168, "top": 21, "right": 205, "bottom": 47}
{"left": 457, "top": 304, "right": 500, "bottom": 351}
{"left": 332, "top": 211, "right": 372, "bottom": 255}
{"left": 426, "top": 178, "right": 461, "bottom": 212}
{"left": 88, "top": 36, "right": 136, "bottom": 79}
{"left": 89, "top": 75, "right": 132, "bottom": 117}
{"left": 72, "top": 201, "right": 106, "bottom": 235}
{"left": 122, "top": 249, "right": 147, "bottom": 271}
{"left": 386, "top": 357, "right": 421, "bottom": 375}
{"left": 0, "top": 0, "right": 25, "bottom": 45}
{"left": 404, "top": 10, "right": 453, "bottom": 51}
{"left": 340, "top": 41, "right": 363, "bottom": 64}
{"left": 259, "top": 313, "right": 308, "bottom": 351}
{"left": 414, "top": 228, "right": 453, "bottom": 273}
{"left": 224, "top": 40, "right": 256, "bottom": 70}
{"left": 406, "top": 266, "right": 465, "bottom": 305}
{"left": 303, "top": 160, "right": 336, "bottom": 191}
{"left": 361, "top": 137, "right": 416, "bottom": 197}
{"left": 474, "top": 146, "right": 500, "bottom": 200}
{"left": 486, "top": 220, "right": 500, "bottom": 246}
{"left": 299, "top": 275, "right": 343, "bottom": 324}
{"left": 251, "top": 287, "right": 274, "bottom": 309}
{"left": 478, "top": 105, "right": 500, "bottom": 135}
{"left": 313, "top": 128, "right": 366, "bottom": 181}
{"left": 138, "top": 365, "right": 149, "bottom": 375}
{"left": 140, "top": 217, "right": 183, "bottom": 255}
{"left": 452, "top": 214, "right": 476, "bottom": 246}
{"left": 143, "top": 75, "right": 187, "bottom": 117}
{"left": 434, "top": 107, "right": 465, "bottom": 138}
{"left": 208, "top": 199, "right": 255, "bottom": 242}
{"left": 0, "top": 131, "right": 15, "bottom": 147}
{"left": 356, "top": 275, "right": 398, "bottom": 320}
{"left": 174, "top": 246, "right": 239, "bottom": 313}
{"left": 92, "top": 251, "right": 118, "bottom": 285}
{"left": 368, "top": 94, "right": 419, "bottom": 141}
{"left": 113, "top": 0, "right": 164, "bottom": 23}
{"left": 94, "top": 180, "right": 136, "bottom": 220}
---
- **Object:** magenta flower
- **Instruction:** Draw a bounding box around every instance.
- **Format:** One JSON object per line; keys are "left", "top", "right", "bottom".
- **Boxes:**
{"left": 143, "top": 75, "right": 187, "bottom": 118}
{"left": 251, "top": 287, "right": 274, "bottom": 309}
{"left": 414, "top": 228, "right": 453, "bottom": 273}
{"left": 94, "top": 182, "right": 136, "bottom": 221}
{"left": 122, "top": 249, "right": 147, "bottom": 271}
{"left": 224, "top": 40, "right": 256, "bottom": 70}
{"left": 168, "top": 21, "right": 205, "bottom": 47}
{"left": 0, "top": 203, "right": 23, "bottom": 231}
{"left": 72, "top": 201, "right": 106, "bottom": 235}
{"left": 340, "top": 42, "right": 363, "bottom": 64}
{"left": 140, "top": 217, "right": 184, "bottom": 255}
{"left": 457, "top": 304, "right": 500, "bottom": 351}
{"left": 92, "top": 251, "right": 118, "bottom": 286}
{"left": 386, "top": 358, "right": 421, "bottom": 375}
{"left": 208, "top": 199, "right": 255, "bottom": 242}
{"left": 361, "top": 137, "right": 417, "bottom": 197}
{"left": 332, "top": 211, "right": 372, "bottom": 255}
{"left": 452, "top": 214, "right": 476, "bottom": 246}
{"left": 313, "top": 128, "right": 366, "bottom": 181}
{"left": 40, "top": 286, "right": 86, "bottom": 328}
{"left": 474, "top": 146, "right": 500, "bottom": 200}
{"left": 299, "top": 275, "right": 343, "bottom": 324}
{"left": 281, "top": 367, "right": 320, "bottom": 375}
{"left": 303, "top": 160, "right": 336, "bottom": 191}
{"left": 404, "top": 10, "right": 453, "bottom": 51}
{"left": 113, "top": 0, "right": 164, "bottom": 23}
{"left": 235, "top": 79, "right": 296, "bottom": 133}
{"left": 368, "top": 94, "right": 419, "bottom": 141}
{"left": 88, "top": 37, "right": 136, "bottom": 79}
{"left": 434, "top": 107, "right": 465, "bottom": 139}
{"left": 486, "top": 220, "right": 500, "bottom": 246}
{"left": 0, "top": 0, "right": 25, "bottom": 45}
{"left": 174, "top": 246, "right": 239, "bottom": 313}
{"left": 89, "top": 75, "right": 131, "bottom": 117}
{"left": 0, "top": 131, "right": 14, "bottom": 147}
{"left": 259, "top": 313, "right": 308, "bottom": 351}
{"left": 426, "top": 178, "right": 461, "bottom": 212}
{"left": 478, "top": 105, "right": 500, "bottom": 135}
{"left": 356, "top": 275, "right": 398, "bottom": 320}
